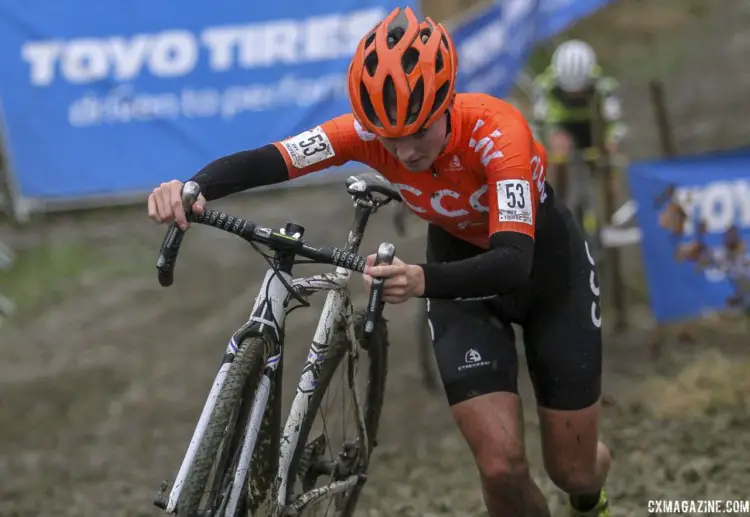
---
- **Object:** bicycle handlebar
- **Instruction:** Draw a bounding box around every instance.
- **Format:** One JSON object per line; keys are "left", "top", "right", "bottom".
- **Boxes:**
{"left": 157, "top": 209, "right": 373, "bottom": 287}
{"left": 155, "top": 181, "right": 395, "bottom": 338}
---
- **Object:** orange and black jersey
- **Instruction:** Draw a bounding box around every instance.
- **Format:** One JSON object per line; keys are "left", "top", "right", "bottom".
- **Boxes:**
{"left": 190, "top": 93, "right": 552, "bottom": 299}
{"left": 273, "top": 93, "right": 548, "bottom": 248}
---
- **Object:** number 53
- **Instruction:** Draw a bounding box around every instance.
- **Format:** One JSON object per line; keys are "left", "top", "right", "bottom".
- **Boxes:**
{"left": 505, "top": 183, "right": 526, "bottom": 208}
{"left": 299, "top": 134, "right": 328, "bottom": 157}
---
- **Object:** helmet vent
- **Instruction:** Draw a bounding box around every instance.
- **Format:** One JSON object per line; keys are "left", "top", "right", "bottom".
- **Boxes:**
{"left": 387, "top": 8, "right": 410, "bottom": 42}
{"left": 364, "top": 31, "right": 376, "bottom": 49}
{"left": 435, "top": 48, "right": 444, "bottom": 73}
{"left": 430, "top": 81, "right": 450, "bottom": 118}
{"left": 365, "top": 51, "right": 379, "bottom": 77}
{"left": 402, "top": 47, "right": 420, "bottom": 75}
{"left": 359, "top": 83, "right": 382, "bottom": 128}
{"left": 383, "top": 75, "right": 397, "bottom": 124}
{"left": 406, "top": 78, "right": 424, "bottom": 125}
{"left": 386, "top": 26, "right": 406, "bottom": 49}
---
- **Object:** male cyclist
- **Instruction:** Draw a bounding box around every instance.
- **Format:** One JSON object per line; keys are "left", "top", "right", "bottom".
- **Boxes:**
{"left": 148, "top": 8, "right": 611, "bottom": 517}
{"left": 532, "top": 39, "right": 625, "bottom": 204}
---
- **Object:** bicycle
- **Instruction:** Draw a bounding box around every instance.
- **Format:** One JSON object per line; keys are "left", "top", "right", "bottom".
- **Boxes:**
{"left": 550, "top": 146, "right": 603, "bottom": 257}
{"left": 152, "top": 173, "right": 402, "bottom": 517}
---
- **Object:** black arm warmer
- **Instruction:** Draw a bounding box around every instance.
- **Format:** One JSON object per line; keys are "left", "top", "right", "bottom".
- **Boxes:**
{"left": 418, "top": 231, "right": 534, "bottom": 299}
{"left": 187, "top": 144, "right": 289, "bottom": 201}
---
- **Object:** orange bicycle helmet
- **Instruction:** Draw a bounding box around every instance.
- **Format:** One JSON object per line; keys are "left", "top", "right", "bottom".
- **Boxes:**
{"left": 347, "top": 6, "right": 458, "bottom": 138}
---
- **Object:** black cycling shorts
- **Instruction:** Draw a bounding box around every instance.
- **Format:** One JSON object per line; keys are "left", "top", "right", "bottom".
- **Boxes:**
{"left": 558, "top": 120, "right": 593, "bottom": 149}
{"left": 425, "top": 193, "right": 602, "bottom": 411}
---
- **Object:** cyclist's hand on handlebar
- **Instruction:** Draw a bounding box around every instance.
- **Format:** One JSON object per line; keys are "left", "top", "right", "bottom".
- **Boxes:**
{"left": 147, "top": 180, "right": 206, "bottom": 230}
{"left": 363, "top": 254, "right": 425, "bottom": 304}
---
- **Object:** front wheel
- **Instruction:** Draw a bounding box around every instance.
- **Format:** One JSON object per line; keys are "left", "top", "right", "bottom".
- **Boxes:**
{"left": 171, "top": 335, "right": 269, "bottom": 517}
{"left": 286, "top": 308, "right": 389, "bottom": 516}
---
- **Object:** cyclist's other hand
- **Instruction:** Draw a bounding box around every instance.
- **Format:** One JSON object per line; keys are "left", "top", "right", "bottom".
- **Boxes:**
{"left": 549, "top": 130, "right": 573, "bottom": 157}
{"left": 363, "top": 254, "right": 425, "bottom": 304}
{"left": 147, "top": 179, "right": 206, "bottom": 230}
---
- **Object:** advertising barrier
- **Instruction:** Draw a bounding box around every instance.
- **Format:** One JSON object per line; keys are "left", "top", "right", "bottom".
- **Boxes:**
{"left": 0, "top": 0, "right": 617, "bottom": 209}
{"left": 628, "top": 148, "right": 750, "bottom": 322}
{"left": 0, "top": 0, "right": 411, "bottom": 202}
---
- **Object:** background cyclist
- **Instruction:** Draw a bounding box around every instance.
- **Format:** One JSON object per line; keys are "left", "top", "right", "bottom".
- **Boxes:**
{"left": 532, "top": 39, "right": 626, "bottom": 219}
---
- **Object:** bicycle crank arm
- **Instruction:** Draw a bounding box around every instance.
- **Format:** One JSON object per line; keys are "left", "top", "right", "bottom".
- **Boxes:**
{"left": 286, "top": 474, "right": 365, "bottom": 515}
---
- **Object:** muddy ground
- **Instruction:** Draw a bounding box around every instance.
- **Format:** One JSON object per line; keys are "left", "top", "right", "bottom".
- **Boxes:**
{"left": 1, "top": 182, "right": 748, "bottom": 517}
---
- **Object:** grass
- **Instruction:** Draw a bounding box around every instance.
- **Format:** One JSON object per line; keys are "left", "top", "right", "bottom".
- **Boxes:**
{"left": 0, "top": 239, "right": 138, "bottom": 323}
{"left": 637, "top": 348, "right": 750, "bottom": 418}
{"left": 0, "top": 242, "right": 97, "bottom": 315}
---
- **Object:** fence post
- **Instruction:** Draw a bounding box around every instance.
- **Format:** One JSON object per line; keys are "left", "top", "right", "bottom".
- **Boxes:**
{"left": 649, "top": 80, "right": 677, "bottom": 158}
{"left": 648, "top": 78, "right": 678, "bottom": 357}
{"left": 590, "top": 94, "right": 628, "bottom": 332}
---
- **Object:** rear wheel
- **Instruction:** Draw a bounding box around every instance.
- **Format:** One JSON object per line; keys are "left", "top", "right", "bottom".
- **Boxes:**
{"left": 286, "top": 309, "right": 389, "bottom": 516}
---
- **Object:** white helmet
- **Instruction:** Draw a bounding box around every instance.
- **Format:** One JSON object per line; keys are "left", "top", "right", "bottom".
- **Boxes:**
{"left": 551, "top": 40, "right": 597, "bottom": 92}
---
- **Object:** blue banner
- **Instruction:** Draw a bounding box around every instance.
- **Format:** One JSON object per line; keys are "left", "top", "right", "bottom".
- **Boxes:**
{"left": 0, "top": 0, "right": 411, "bottom": 200}
{"left": 453, "top": 0, "right": 539, "bottom": 98}
{"left": 536, "top": 0, "right": 616, "bottom": 41}
{"left": 452, "top": 0, "right": 616, "bottom": 99}
{"left": 628, "top": 149, "right": 750, "bottom": 323}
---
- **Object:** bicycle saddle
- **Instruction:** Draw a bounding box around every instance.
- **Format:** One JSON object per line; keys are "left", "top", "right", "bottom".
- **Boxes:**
{"left": 345, "top": 172, "right": 402, "bottom": 202}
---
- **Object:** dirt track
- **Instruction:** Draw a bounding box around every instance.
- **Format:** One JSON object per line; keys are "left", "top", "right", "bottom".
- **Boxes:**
{"left": 1, "top": 182, "right": 748, "bottom": 517}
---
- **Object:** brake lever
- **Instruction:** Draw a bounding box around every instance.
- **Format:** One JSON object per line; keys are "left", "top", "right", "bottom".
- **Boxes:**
{"left": 181, "top": 181, "right": 201, "bottom": 214}
{"left": 363, "top": 242, "right": 396, "bottom": 338}
{"left": 155, "top": 181, "right": 202, "bottom": 287}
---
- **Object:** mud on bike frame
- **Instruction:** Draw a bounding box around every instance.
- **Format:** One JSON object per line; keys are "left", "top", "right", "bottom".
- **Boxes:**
{"left": 152, "top": 178, "right": 397, "bottom": 515}
{"left": 155, "top": 180, "right": 395, "bottom": 336}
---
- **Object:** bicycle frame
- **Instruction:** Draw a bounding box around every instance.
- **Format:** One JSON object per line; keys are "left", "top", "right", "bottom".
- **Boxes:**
{"left": 164, "top": 198, "right": 379, "bottom": 516}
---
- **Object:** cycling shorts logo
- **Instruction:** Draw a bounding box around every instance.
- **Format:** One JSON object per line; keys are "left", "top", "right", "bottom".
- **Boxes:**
{"left": 585, "top": 241, "right": 602, "bottom": 329}
{"left": 458, "top": 348, "right": 491, "bottom": 371}
{"left": 465, "top": 348, "right": 482, "bottom": 363}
